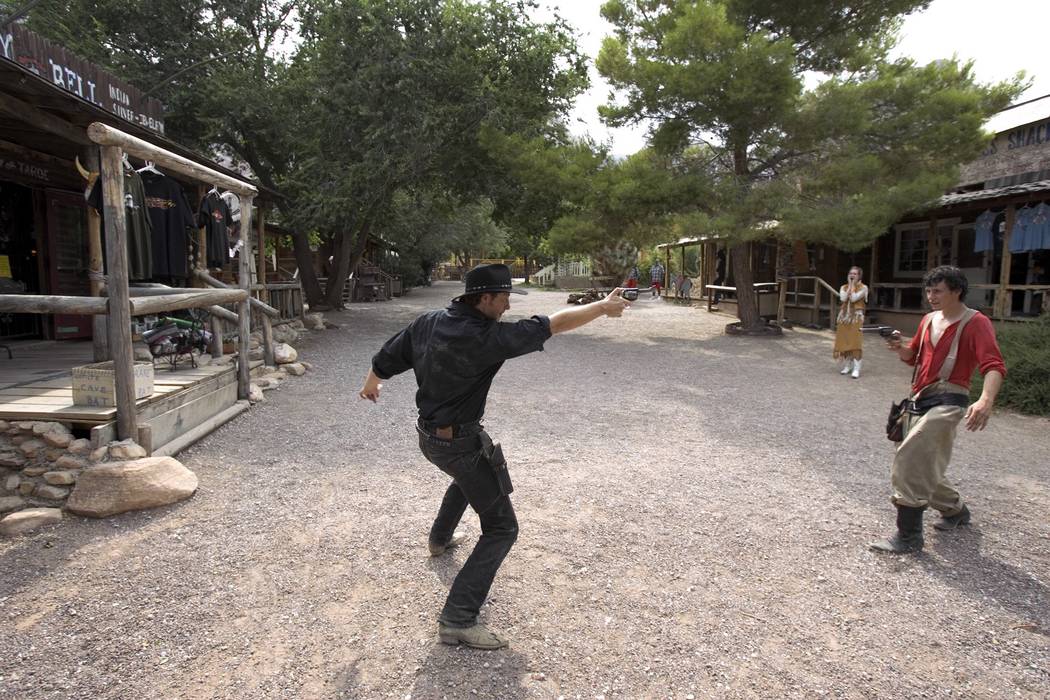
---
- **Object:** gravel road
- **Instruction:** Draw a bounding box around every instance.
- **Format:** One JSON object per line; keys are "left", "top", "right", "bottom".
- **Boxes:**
{"left": 1, "top": 282, "right": 1047, "bottom": 699}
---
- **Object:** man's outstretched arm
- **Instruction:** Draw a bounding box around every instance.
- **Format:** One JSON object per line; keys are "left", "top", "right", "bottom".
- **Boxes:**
{"left": 549, "top": 288, "right": 630, "bottom": 335}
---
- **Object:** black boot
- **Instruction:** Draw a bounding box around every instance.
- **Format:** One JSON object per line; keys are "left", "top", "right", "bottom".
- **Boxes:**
{"left": 870, "top": 505, "right": 925, "bottom": 554}
{"left": 933, "top": 504, "right": 971, "bottom": 531}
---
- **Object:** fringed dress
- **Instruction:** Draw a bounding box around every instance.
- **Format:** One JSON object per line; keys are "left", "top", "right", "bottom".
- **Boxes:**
{"left": 833, "top": 283, "right": 868, "bottom": 361}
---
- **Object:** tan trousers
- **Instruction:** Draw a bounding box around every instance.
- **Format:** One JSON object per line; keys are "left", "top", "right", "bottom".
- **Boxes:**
{"left": 890, "top": 384, "right": 968, "bottom": 514}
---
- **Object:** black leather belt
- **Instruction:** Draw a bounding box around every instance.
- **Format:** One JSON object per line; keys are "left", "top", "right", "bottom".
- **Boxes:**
{"left": 416, "top": 419, "right": 482, "bottom": 440}
{"left": 906, "top": 393, "right": 969, "bottom": 415}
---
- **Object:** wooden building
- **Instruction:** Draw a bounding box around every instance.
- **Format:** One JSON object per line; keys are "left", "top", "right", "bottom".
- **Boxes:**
{"left": 0, "top": 24, "right": 288, "bottom": 454}
{"left": 658, "top": 107, "right": 1050, "bottom": 334}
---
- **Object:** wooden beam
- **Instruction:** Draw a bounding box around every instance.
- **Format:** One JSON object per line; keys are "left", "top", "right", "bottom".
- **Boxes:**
{"left": 237, "top": 196, "right": 255, "bottom": 400}
{"left": 87, "top": 123, "right": 257, "bottom": 196}
{"left": 0, "top": 92, "right": 91, "bottom": 145}
{"left": 996, "top": 205, "right": 1015, "bottom": 319}
{"left": 99, "top": 145, "right": 137, "bottom": 441}
{"left": 927, "top": 218, "right": 939, "bottom": 269}
{"left": 0, "top": 294, "right": 108, "bottom": 315}
{"left": 81, "top": 146, "right": 110, "bottom": 361}
{"left": 128, "top": 289, "right": 248, "bottom": 316}
{"left": 101, "top": 285, "right": 240, "bottom": 323}
{"left": 869, "top": 238, "right": 879, "bottom": 286}
{"left": 193, "top": 269, "right": 279, "bottom": 317}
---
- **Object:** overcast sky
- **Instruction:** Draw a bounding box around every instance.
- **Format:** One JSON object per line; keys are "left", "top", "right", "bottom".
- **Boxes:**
{"left": 533, "top": 0, "right": 1049, "bottom": 156}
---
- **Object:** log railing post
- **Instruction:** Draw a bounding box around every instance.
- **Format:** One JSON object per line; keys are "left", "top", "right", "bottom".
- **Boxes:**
{"left": 258, "top": 207, "right": 275, "bottom": 366}
{"left": 83, "top": 146, "right": 109, "bottom": 362}
{"left": 237, "top": 195, "right": 255, "bottom": 399}
{"left": 996, "top": 205, "right": 1015, "bottom": 319}
{"left": 99, "top": 146, "right": 137, "bottom": 441}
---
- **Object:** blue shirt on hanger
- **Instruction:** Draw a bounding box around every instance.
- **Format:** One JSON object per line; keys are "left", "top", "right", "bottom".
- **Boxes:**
{"left": 974, "top": 210, "right": 996, "bottom": 253}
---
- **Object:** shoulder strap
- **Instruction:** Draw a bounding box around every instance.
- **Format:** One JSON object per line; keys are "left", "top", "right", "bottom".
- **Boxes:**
{"left": 911, "top": 312, "right": 935, "bottom": 388}
{"left": 938, "top": 307, "right": 978, "bottom": 381}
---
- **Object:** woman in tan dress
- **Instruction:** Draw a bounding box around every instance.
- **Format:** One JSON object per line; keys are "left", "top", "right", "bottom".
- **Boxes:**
{"left": 834, "top": 266, "right": 868, "bottom": 378}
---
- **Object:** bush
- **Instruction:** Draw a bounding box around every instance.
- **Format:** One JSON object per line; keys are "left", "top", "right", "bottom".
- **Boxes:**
{"left": 970, "top": 317, "right": 1050, "bottom": 416}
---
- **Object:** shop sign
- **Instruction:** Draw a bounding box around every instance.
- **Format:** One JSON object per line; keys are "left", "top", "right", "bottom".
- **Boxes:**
{"left": 1, "top": 24, "right": 165, "bottom": 134}
{"left": 0, "top": 155, "right": 50, "bottom": 182}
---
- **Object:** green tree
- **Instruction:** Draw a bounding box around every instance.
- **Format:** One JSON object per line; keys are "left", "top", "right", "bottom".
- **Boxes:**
{"left": 547, "top": 147, "right": 710, "bottom": 284}
{"left": 283, "top": 0, "right": 587, "bottom": 307}
{"left": 597, "top": 0, "right": 1024, "bottom": 329}
{"left": 20, "top": 0, "right": 306, "bottom": 152}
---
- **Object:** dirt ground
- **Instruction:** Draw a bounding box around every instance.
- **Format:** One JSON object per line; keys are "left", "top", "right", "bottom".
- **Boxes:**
{"left": 1, "top": 282, "right": 1048, "bottom": 700}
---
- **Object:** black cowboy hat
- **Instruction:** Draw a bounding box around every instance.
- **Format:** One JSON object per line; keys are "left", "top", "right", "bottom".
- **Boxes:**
{"left": 452, "top": 264, "right": 528, "bottom": 301}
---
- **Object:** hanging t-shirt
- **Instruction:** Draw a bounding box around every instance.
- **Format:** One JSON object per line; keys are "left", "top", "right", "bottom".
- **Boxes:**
{"left": 141, "top": 171, "right": 196, "bottom": 280}
{"left": 220, "top": 191, "right": 242, "bottom": 245}
{"left": 197, "top": 192, "right": 232, "bottom": 269}
{"left": 973, "top": 210, "right": 996, "bottom": 253}
{"left": 220, "top": 191, "right": 241, "bottom": 223}
{"left": 1029, "top": 202, "right": 1050, "bottom": 250}
{"left": 1009, "top": 206, "right": 1036, "bottom": 253}
{"left": 88, "top": 168, "right": 153, "bottom": 281}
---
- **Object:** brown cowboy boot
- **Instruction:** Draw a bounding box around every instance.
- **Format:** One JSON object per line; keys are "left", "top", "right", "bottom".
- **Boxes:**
{"left": 933, "top": 504, "right": 971, "bottom": 531}
{"left": 438, "top": 623, "right": 508, "bottom": 650}
{"left": 428, "top": 531, "right": 467, "bottom": 557}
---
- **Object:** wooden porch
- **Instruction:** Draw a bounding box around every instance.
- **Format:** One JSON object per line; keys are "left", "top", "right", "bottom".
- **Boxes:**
{"left": 0, "top": 339, "right": 248, "bottom": 455}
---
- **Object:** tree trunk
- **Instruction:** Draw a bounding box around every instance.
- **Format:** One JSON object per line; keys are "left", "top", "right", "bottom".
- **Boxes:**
{"left": 730, "top": 241, "right": 760, "bottom": 329}
{"left": 731, "top": 140, "right": 762, "bottom": 330}
{"left": 323, "top": 231, "right": 354, "bottom": 309}
{"left": 523, "top": 254, "right": 529, "bottom": 284}
{"left": 290, "top": 230, "right": 324, "bottom": 307}
{"left": 322, "top": 210, "right": 375, "bottom": 309}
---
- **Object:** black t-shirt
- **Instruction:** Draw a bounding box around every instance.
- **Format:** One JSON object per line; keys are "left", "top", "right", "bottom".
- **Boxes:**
{"left": 141, "top": 172, "right": 195, "bottom": 279}
{"left": 372, "top": 301, "right": 552, "bottom": 426}
{"left": 197, "top": 192, "right": 232, "bottom": 269}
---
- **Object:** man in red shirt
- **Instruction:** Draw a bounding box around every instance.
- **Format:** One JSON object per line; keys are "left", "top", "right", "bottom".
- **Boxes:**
{"left": 871, "top": 266, "right": 1006, "bottom": 554}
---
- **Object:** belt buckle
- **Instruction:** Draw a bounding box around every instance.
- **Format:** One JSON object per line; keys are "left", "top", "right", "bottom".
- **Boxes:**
{"left": 435, "top": 426, "right": 454, "bottom": 440}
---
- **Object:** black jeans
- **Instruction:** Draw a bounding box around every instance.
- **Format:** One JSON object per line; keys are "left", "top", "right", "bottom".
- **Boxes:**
{"left": 418, "top": 425, "right": 518, "bottom": 628}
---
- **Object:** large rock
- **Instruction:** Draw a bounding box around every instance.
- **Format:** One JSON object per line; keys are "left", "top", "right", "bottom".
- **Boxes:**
{"left": 0, "top": 452, "right": 25, "bottom": 468}
{"left": 0, "top": 508, "right": 62, "bottom": 536}
{"left": 66, "top": 457, "right": 198, "bottom": 518}
{"left": 0, "top": 496, "right": 25, "bottom": 513}
{"left": 67, "top": 439, "right": 92, "bottom": 456}
{"left": 281, "top": 362, "right": 306, "bottom": 377}
{"left": 43, "top": 471, "right": 77, "bottom": 486}
{"left": 304, "top": 312, "right": 325, "bottom": 331}
{"left": 273, "top": 343, "right": 298, "bottom": 364}
{"left": 108, "top": 439, "right": 146, "bottom": 461}
{"left": 55, "top": 454, "right": 87, "bottom": 470}
{"left": 18, "top": 439, "right": 45, "bottom": 458}
{"left": 4, "top": 474, "right": 20, "bottom": 492}
{"left": 35, "top": 484, "right": 69, "bottom": 500}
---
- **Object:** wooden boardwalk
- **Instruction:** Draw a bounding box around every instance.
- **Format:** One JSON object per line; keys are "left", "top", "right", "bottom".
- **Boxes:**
{"left": 0, "top": 340, "right": 234, "bottom": 424}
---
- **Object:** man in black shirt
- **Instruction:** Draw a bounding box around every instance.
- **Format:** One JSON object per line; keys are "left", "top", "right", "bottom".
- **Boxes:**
{"left": 360, "top": 264, "right": 630, "bottom": 649}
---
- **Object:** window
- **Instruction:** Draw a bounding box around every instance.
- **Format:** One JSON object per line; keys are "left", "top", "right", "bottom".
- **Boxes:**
{"left": 895, "top": 226, "right": 928, "bottom": 277}
{"left": 894, "top": 219, "right": 960, "bottom": 277}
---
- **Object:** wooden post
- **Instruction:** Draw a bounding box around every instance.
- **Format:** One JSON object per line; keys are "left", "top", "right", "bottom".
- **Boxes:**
{"left": 927, "top": 218, "right": 939, "bottom": 269}
{"left": 237, "top": 195, "right": 255, "bottom": 400}
{"left": 811, "top": 278, "right": 820, "bottom": 325}
{"left": 83, "top": 147, "right": 109, "bottom": 361}
{"left": 869, "top": 238, "right": 879, "bottom": 284}
{"left": 996, "top": 205, "right": 1015, "bottom": 319}
{"left": 196, "top": 184, "right": 208, "bottom": 273}
{"left": 258, "top": 207, "right": 275, "bottom": 366}
{"left": 99, "top": 146, "right": 137, "bottom": 441}
{"left": 777, "top": 278, "right": 787, "bottom": 326}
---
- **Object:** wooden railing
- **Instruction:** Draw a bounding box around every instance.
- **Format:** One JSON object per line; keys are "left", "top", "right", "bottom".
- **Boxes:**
{"left": 0, "top": 122, "right": 260, "bottom": 439}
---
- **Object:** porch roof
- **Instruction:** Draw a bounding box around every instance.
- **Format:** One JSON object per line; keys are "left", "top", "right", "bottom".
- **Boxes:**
{"left": 0, "top": 55, "right": 280, "bottom": 202}
{"left": 937, "top": 179, "right": 1050, "bottom": 209}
